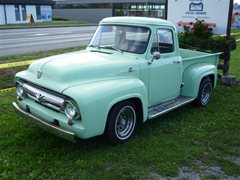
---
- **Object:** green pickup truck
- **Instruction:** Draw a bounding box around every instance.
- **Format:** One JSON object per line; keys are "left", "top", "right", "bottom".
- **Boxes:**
{"left": 13, "top": 17, "right": 220, "bottom": 144}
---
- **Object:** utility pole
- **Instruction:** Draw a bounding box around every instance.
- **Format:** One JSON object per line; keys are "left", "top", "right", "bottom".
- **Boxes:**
{"left": 224, "top": 0, "right": 234, "bottom": 76}
{"left": 221, "top": 0, "right": 237, "bottom": 86}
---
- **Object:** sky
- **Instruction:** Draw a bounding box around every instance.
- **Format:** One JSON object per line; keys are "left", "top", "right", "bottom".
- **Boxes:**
{"left": 235, "top": 0, "right": 240, "bottom": 3}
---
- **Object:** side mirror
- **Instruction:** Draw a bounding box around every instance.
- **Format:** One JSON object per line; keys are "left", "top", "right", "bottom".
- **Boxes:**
{"left": 153, "top": 51, "right": 161, "bottom": 60}
{"left": 149, "top": 52, "right": 160, "bottom": 65}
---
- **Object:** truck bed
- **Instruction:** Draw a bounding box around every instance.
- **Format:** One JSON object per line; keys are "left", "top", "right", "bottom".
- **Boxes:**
{"left": 180, "top": 48, "right": 220, "bottom": 70}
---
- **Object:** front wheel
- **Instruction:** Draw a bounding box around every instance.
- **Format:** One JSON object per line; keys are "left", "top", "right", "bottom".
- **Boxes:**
{"left": 105, "top": 101, "right": 137, "bottom": 144}
{"left": 195, "top": 77, "right": 213, "bottom": 106}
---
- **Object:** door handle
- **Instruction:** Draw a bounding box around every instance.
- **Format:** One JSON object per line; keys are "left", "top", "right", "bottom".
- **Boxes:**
{"left": 173, "top": 60, "right": 181, "bottom": 64}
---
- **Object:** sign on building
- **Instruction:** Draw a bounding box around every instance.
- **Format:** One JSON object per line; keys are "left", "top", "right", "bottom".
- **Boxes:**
{"left": 41, "top": 6, "right": 52, "bottom": 22}
{"left": 167, "top": 0, "right": 231, "bottom": 34}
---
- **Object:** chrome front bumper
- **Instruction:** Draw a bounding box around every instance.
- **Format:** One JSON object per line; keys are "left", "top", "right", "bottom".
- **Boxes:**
{"left": 12, "top": 102, "right": 76, "bottom": 142}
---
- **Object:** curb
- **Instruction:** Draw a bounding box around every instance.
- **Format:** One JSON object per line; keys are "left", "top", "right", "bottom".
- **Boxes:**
{"left": 0, "top": 60, "right": 35, "bottom": 69}
{"left": 0, "top": 87, "right": 15, "bottom": 94}
{"left": 0, "top": 24, "right": 97, "bottom": 30}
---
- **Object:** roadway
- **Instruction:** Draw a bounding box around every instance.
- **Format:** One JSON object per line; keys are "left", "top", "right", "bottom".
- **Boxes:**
{"left": 0, "top": 26, "right": 97, "bottom": 57}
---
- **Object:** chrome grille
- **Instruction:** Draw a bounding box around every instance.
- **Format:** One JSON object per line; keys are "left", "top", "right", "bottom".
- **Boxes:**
{"left": 20, "top": 82, "right": 65, "bottom": 112}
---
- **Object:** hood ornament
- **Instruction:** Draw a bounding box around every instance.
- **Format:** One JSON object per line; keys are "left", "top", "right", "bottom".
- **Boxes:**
{"left": 37, "top": 70, "right": 42, "bottom": 79}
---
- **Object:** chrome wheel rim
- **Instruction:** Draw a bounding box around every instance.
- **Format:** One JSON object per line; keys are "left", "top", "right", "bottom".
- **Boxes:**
{"left": 201, "top": 83, "right": 212, "bottom": 105}
{"left": 114, "top": 106, "right": 136, "bottom": 140}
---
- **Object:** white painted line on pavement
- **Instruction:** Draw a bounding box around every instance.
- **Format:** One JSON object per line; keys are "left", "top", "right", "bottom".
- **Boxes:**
{"left": 35, "top": 33, "right": 49, "bottom": 36}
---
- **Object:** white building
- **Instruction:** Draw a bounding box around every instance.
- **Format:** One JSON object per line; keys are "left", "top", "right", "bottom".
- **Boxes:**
{"left": 0, "top": 0, "right": 55, "bottom": 25}
{"left": 53, "top": 0, "right": 166, "bottom": 23}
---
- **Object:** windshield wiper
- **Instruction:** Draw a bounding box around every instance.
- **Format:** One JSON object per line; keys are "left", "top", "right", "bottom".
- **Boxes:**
{"left": 100, "top": 46, "right": 123, "bottom": 53}
{"left": 88, "top": 44, "right": 100, "bottom": 49}
{"left": 89, "top": 45, "right": 113, "bottom": 54}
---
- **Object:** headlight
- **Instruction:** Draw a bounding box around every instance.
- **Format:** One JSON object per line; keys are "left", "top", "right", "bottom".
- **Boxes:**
{"left": 16, "top": 83, "right": 24, "bottom": 97}
{"left": 64, "top": 101, "right": 78, "bottom": 119}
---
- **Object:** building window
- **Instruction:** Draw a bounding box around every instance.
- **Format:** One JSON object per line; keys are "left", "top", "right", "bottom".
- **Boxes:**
{"left": 36, "top": 6, "right": 41, "bottom": 20}
{"left": 114, "top": 3, "right": 166, "bottom": 18}
{"left": 54, "top": 3, "right": 112, "bottom": 9}
{"left": 15, "top": 5, "right": 20, "bottom": 21}
{"left": 21, "top": 5, "right": 27, "bottom": 21}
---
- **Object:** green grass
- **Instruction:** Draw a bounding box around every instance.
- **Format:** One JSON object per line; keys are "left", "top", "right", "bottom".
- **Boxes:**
{"left": 0, "top": 21, "right": 95, "bottom": 29}
{"left": 0, "top": 82, "right": 239, "bottom": 179}
{"left": 0, "top": 37, "right": 239, "bottom": 179}
{"left": 0, "top": 46, "right": 85, "bottom": 64}
{"left": 0, "top": 66, "right": 26, "bottom": 89}
{"left": 231, "top": 28, "right": 240, "bottom": 40}
{"left": 230, "top": 44, "right": 240, "bottom": 78}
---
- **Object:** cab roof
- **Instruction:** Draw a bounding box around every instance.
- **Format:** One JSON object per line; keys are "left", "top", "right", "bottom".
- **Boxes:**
{"left": 100, "top": 16, "right": 175, "bottom": 28}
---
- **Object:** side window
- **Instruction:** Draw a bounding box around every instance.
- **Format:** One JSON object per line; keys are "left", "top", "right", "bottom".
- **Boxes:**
{"left": 151, "top": 29, "right": 174, "bottom": 54}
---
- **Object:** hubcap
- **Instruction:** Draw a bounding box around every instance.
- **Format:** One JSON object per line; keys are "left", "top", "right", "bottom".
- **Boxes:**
{"left": 115, "top": 106, "right": 136, "bottom": 140}
{"left": 201, "top": 83, "right": 212, "bottom": 105}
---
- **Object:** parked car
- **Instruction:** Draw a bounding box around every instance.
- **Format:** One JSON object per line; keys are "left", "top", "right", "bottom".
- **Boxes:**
{"left": 13, "top": 17, "right": 220, "bottom": 144}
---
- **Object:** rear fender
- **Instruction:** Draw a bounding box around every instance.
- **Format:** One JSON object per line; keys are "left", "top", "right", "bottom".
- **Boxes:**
{"left": 182, "top": 63, "right": 217, "bottom": 98}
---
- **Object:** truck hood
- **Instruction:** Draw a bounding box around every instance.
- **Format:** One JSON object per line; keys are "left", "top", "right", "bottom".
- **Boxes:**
{"left": 20, "top": 50, "right": 141, "bottom": 93}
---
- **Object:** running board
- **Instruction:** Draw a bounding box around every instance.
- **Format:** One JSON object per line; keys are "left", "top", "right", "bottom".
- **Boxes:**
{"left": 148, "top": 96, "right": 195, "bottom": 119}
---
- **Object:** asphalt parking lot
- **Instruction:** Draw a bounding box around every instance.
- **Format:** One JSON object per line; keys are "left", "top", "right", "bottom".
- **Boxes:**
{"left": 0, "top": 26, "right": 96, "bottom": 56}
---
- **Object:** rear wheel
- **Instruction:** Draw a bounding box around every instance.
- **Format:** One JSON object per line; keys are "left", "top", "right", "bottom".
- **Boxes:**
{"left": 195, "top": 77, "right": 213, "bottom": 106}
{"left": 105, "top": 101, "right": 137, "bottom": 144}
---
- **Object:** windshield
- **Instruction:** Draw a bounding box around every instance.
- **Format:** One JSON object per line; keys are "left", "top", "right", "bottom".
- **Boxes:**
{"left": 89, "top": 25, "right": 151, "bottom": 54}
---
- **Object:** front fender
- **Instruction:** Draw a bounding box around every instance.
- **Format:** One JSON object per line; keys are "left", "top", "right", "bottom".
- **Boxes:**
{"left": 62, "top": 78, "right": 148, "bottom": 139}
{"left": 182, "top": 63, "right": 217, "bottom": 98}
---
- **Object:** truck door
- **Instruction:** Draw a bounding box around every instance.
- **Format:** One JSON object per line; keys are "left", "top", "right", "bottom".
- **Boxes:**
{"left": 148, "top": 28, "right": 183, "bottom": 107}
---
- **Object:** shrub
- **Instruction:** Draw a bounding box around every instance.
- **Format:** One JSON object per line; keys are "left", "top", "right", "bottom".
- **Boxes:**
{"left": 181, "top": 19, "right": 214, "bottom": 39}
{"left": 53, "top": 17, "right": 69, "bottom": 21}
{"left": 178, "top": 19, "right": 236, "bottom": 53}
